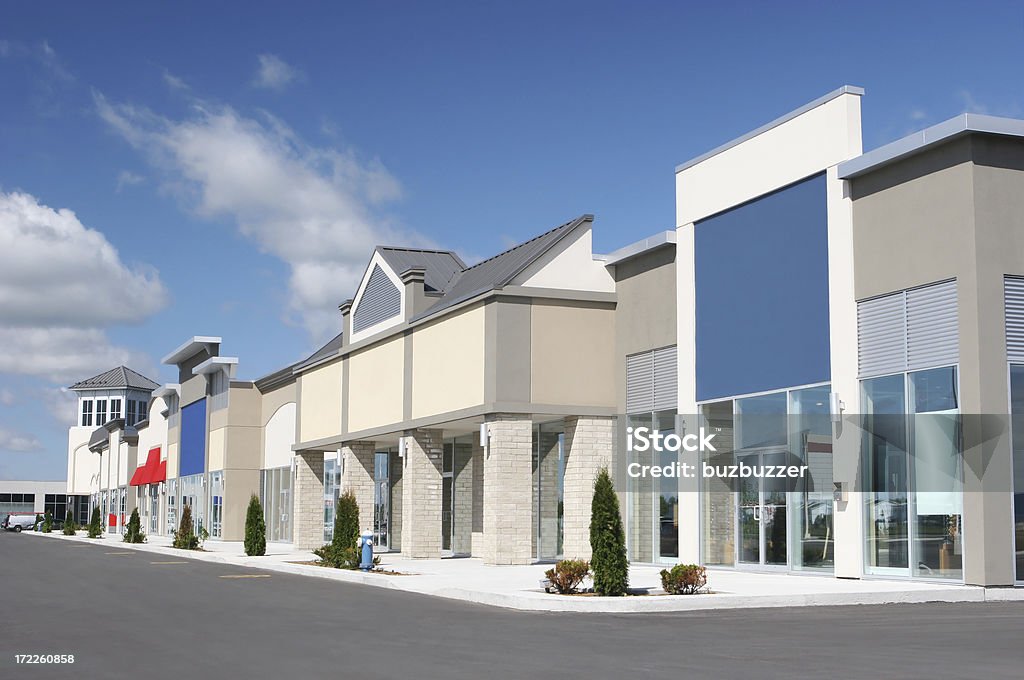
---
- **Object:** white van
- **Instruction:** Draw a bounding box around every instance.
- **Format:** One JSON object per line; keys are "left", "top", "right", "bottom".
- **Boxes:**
{"left": 2, "top": 513, "right": 40, "bottom": 532}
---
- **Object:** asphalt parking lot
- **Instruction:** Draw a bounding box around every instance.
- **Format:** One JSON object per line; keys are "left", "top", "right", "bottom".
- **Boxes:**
{"left": 2, "top": 530, "right": 1023, "bottom": 680}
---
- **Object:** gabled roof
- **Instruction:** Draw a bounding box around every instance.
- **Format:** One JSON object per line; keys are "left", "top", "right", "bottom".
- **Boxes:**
{"left": 69, "top": 366, "right": 160, "bottom": 392}
{"left": 375, "top": 247, "right": 465, "bottom": 293}
{"left": 410, "top": 214, "right": 593, "bottom": 322}
{"left": 255, "top": 331, "right": 345, "bottom": 388}
{"left": 297, "top": 331, "right": 345, "bottom": 369}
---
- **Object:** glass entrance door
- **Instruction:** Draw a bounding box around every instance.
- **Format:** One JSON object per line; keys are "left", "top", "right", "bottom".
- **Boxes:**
{"left": 736, "top": 450, "right": 788, "bottom": 569}
{"left": 373, "top": 452, "right": 390, "bottom": 550}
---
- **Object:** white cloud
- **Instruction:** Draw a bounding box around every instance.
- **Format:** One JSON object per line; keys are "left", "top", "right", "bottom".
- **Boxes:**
{"left": 162, "top": 70, "right": 188, "bottom": 91}
{"left": 95, "top": 93, "right": 420, "bottom": 341}
{"left": 116, "top": 170, "right": 144, "bottom": 192}
{"left": 957, "top": 90, "right": 1022, "bottom": 118}
{"left": 41, "top": 386, "right": 81, "bottom": 426}
{"left": 0, "top": 426, "right": 43, "bottom": 453}
{"left": 0, "top": 191, "right": 168, "bottom": 328}
{"left": 0, "top": 191, "right": 166, "bottom": 383}
{"left": 252, "top": 54, "right": 303, "bottom": 91}
{"left": 0, "top": 388, "right": 14, "bottom": 406}
{"left": 0, "top": 328, "right": 156, "bottom": 385}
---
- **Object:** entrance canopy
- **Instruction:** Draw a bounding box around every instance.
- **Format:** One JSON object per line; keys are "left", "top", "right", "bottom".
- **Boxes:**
{"left": 129, "top": 447, "right": 166, "bottom": 486}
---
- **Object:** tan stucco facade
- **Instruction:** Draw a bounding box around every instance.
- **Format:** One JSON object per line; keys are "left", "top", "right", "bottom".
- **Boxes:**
{"left": 411, "top": 304, "right": 486, "bottom": 419}
{"left": 348, "top": 336, "right": 405, "bottom": 431}
{"left": 530, "top": 301, "right": 615, "bottom": 407}
{"left": 298, "top": 359, "right": 342, "bottom": 443}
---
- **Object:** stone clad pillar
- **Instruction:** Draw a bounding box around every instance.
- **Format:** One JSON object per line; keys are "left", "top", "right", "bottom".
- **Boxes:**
{"left": 341, "top": 440, "right": 376, "bottom": 534}
{"left": 482, "top": 414, "right": 533, "bottom": 565}
{"left": 562, "top": 416, "right": 615, "bottom": 561}
{"left": 294, "top": 450, "right": 325, "bottom": 550}
{"left": 400, "top": 429, "right": 444, "bottom": 558}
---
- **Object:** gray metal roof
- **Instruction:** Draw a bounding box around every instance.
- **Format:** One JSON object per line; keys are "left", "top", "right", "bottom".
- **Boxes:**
{"left": 375, "top": 247, "right": 465, "bottom": 292}
{"left": 87, "top": 426, "right": 108, "bottom": 451}
{"left": 69, "top": 366, "right": 160, "bottom": 392}
{"left": 838, "top": 113, "right": 1024, "bottom": 179}
{"left": 410, "top": 214, "right": 593, "bottom": 323}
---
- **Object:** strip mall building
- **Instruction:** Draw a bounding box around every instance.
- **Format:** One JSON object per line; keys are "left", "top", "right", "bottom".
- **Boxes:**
{"left": 66, "top": 86, "right": 1024, "bottom": 587}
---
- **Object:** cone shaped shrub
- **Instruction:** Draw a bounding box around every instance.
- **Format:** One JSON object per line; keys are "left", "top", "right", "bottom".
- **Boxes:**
{"left": 63, "top": 509, "right": 76, "bottom": 535}
{"left": 244, "top": 494, "right": 267, "bottom": 556}
{"left": 589, "top": 467, "right": 629, "bottom": 596}
{"left": 173, "top": 504, "right": 199, "bottom": 550}
{"left": 123, "top": 507, "right": 146, "bottom": 543}
{"left": 313, "top": 491, "right": 361, "bottom": 569}
{"left": 87, "top": 505, "right": 102, "bottom": 538}
{"left": 41, "top": 510, "right": 53, "bottom": 533}
{"left": 334, "top": 491, "right": 359, "bottom": 551}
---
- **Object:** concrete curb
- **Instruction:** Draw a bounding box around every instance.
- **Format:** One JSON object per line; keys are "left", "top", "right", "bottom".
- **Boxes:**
{"left": 25, "top": 531, "right": 1024, "bottom": 613}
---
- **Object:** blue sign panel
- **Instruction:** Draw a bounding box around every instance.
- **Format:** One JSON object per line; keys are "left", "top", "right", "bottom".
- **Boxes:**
{"left": 694, "top": 173, "right": 831, "bottom": 402}
{"left": 180, "top": 399, "right": 207, "bottom": 477}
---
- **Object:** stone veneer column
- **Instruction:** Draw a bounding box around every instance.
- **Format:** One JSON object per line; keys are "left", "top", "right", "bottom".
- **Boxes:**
{"left": 294, "top": 450, "right": 325, "bottom": 550}
{"left": 562, "top": 416, "right": 615, "bottom": 561}
{"left": 400, "top": 429, "right": 444, "bottom": 558}
{"left": 482, "top": 414, "right": 533, "bottom": 565}
{"left": 341, "top": 440, "right": 376, "bottom": 534}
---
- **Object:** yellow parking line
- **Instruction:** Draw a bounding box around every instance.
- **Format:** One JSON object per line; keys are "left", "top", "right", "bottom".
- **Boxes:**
{"left": 219, "top": 574, "right": 271, "bottom": 579}
{"left": 150, "top": 560, "right": 188, "bottom": 565}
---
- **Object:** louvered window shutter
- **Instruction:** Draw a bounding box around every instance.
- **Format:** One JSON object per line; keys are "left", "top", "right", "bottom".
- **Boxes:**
{"left": 1005, "top": 277, "right": 1024, "bottom": 362}
{"left": 652, "top": 346, "right": 678, "bottom": 411}
{"left": 906, "top": 280, "right": 958, "bottom": 371}
{"left": 857, "top": 280, "right": 958, "bottom": 378}
{"left": 353, "top": 264, "right": 402, "bottom": 333}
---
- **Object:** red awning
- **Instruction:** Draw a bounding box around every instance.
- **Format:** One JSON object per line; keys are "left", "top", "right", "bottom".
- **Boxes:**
{"left": 129, "top": 447, "right": 165, "bottom": 486}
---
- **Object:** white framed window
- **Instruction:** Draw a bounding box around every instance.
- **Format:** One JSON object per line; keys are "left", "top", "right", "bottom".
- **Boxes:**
{"left": 110, "top": 398, "right": 122, "bottom": 422}
{"left": 81, "top": 400, "right": 93, "bottom": 427}
{"left": 138, "top": 399, "right": 148, "bottom": 422}
{"left": 126, "top": 400, "right": 137, "bottom": 426}
{"left": 96, "top": 399, "right": 107, "bottom": 426}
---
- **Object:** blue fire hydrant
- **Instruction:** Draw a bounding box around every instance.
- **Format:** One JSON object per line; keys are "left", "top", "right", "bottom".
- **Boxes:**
{"left": 358, "top": 530, "right": 374, "bottom": 571}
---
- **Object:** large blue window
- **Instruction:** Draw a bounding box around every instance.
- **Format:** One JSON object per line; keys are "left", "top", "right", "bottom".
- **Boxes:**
{"left": 180, "top": 399, "right": 207, "bottom": 477}
{"left": 694, "top": 173, "right": 830, "bottom": 401}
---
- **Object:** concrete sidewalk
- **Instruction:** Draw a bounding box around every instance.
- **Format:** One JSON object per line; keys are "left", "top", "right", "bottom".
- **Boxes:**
{"left": 28, "top": 530, "right": 1024, "bottom": 612}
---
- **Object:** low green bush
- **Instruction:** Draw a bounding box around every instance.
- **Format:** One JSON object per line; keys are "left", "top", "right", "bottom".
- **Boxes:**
{"left": 313, "top": 543, "right": 360, "bottom": 569}
{"left": 544, "top": 559, "right": 591, "bottom": 594}
{"left": 659, "top": 564, "right": 707, "bottom": 595}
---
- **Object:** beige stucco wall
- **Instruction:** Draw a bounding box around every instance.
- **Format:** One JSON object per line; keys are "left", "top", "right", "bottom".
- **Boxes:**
{"left": 849, "top": 134, "right": 1024, "bottom": 586}
{"left": 349, "top": 336, "right": 406, "bottom": 430}
{"left": 208, "top": 428, "right": 226, "bottom": 471}
{"left": 613, "top": 247, "right": 677, "bottom": 412}
{"left": 852, "top": 140, "right": 976, "bottom": 301}
{"left": 411, "top": 304, "right": 486, "bottom": 419}
{"left": 166, "top": 441, "right": 179, "bottom": 481}
{"left": 530, "top": 301, "right": 615, "bottom": 407}
{"left": 298, "top": 359, "right": 342, "bottom": 442}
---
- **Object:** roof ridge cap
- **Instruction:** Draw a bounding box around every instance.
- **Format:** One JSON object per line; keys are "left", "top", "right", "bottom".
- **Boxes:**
{"left": 458, "top": 214, "right": 591, "bottom": 273}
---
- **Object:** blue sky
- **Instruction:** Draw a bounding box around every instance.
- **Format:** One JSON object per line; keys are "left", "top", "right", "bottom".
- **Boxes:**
{"left": 1, "top": 1, "right": 1022, "bottom": 480}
